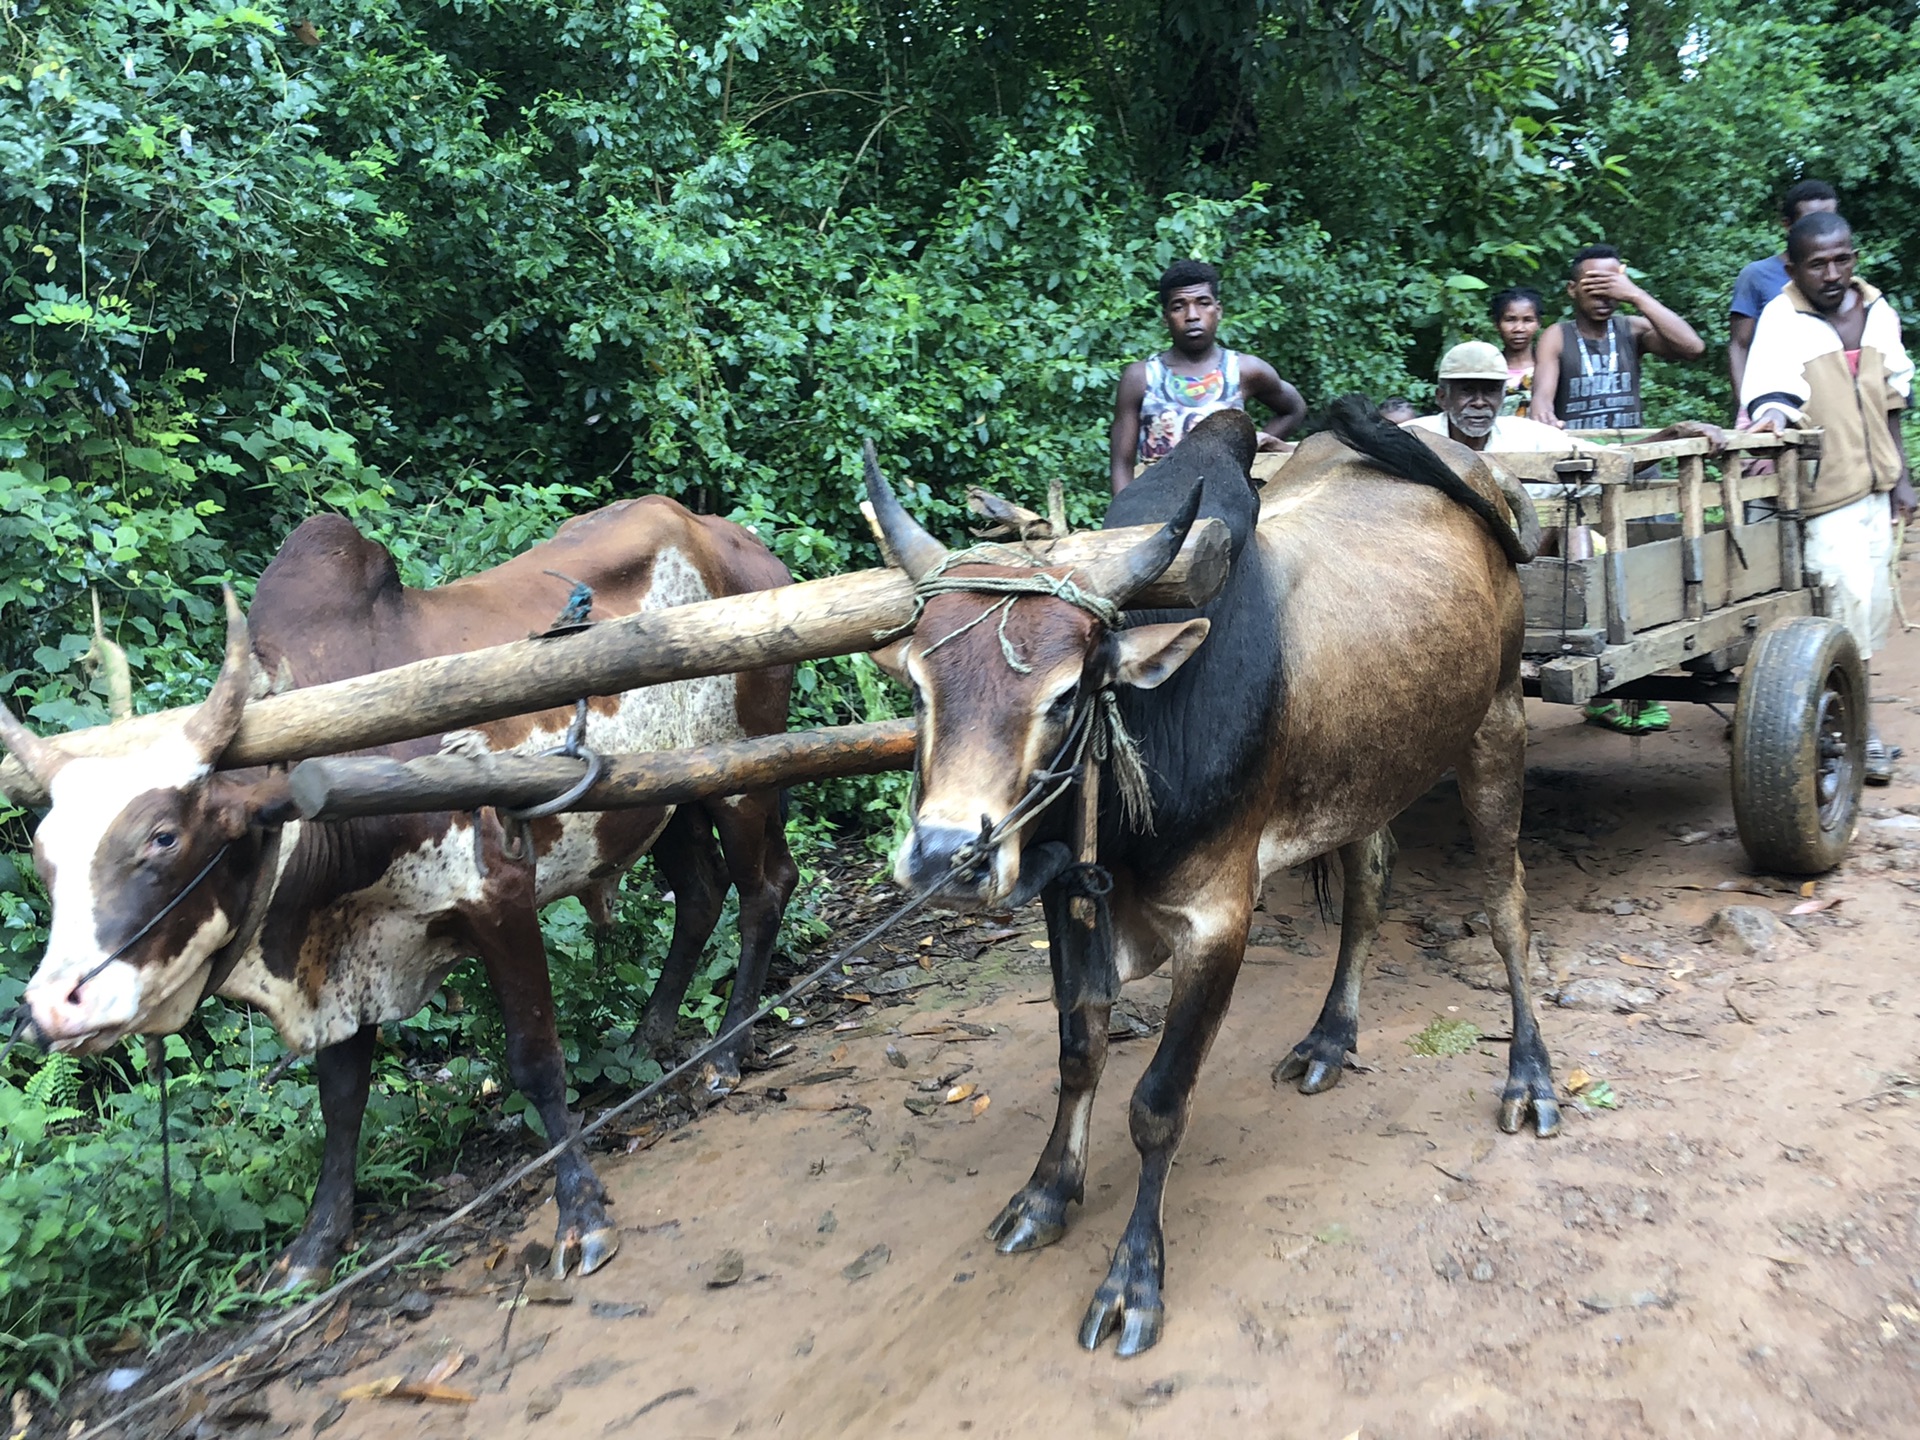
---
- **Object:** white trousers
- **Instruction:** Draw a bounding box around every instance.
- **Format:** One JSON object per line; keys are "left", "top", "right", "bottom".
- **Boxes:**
{"left": 1803, "top": 492, "right": 1894, "bottom": 660}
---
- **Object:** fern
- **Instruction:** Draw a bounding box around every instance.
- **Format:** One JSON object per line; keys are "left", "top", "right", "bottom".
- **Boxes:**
{"left": 23, "top": 1052, "right": 80, "bottom": 1112}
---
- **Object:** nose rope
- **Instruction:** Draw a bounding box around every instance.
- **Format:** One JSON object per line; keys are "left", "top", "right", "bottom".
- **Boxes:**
{"left": 879, "top": 543, "right": 1153, "bottom": 833}
{"left": 62, "top": 842, "right": 234, "bottom": 1003}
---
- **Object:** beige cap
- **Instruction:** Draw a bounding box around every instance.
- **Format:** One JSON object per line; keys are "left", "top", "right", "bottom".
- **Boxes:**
{"left": 1437, "top": 340, "right": 1509, "bottom": 382}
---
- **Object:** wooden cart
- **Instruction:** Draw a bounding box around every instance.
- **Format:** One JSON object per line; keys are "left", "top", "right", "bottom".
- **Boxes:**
{"left": 1493, "top": 428, "right": 1869, "bottom": 875}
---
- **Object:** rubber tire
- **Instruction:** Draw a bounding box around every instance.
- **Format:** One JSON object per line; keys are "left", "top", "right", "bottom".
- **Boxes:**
{"left": 1731, "top": 616, "right": 1866, "bottom": 875}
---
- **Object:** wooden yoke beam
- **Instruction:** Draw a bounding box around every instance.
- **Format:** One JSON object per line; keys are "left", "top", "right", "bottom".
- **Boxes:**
{"left": 2, "top": 519, "right": 1228, "bottom": 808}
{"left": 288, "top": 719, "right": 919, "bottom": 822}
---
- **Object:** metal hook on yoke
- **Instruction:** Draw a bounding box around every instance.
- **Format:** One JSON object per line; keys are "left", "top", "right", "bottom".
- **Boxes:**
{"left": 499, "top": 698, "right": 604, "bottom": 862}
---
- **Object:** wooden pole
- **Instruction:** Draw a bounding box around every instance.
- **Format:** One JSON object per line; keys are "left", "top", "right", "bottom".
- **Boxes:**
{"left": 287, "top": 719, "right": 918, "bottom": 821}
{"left": 1678, "top": 453, "right": 1707, "bottom": 622}
{"left": 1777, "top": 441, "right": 1806, "bottom": 591}
{"left": 1600, "top": 482, "right": 1632, "bottom": 645}
{"left": 2, "top": 520, "right": 1228, "bottom": 808}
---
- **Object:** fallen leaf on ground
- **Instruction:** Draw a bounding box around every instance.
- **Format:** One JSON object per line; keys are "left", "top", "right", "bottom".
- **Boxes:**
{"left": 944, "top": 1082, "right": 977, "bottom": 1103}
{"left": 1799, "top": 880, "right": 1817, "bottom": 897}
{"left": 828, "top": 1045, "right": 848, "bottom": 1063}
{"left": 338, "top": 1377, "right": 404, "bottom": 1402}
{"left": 708, "top": 1249, "right": 745, "bottom": 1288}
{"left": 843, "top": 992, "right": 872, "bottom": 1005}
{"left": 1617, "top": 953, "right": 1663, "bottom": 969}
{"left": 1578, "top": 1079, "right": 1619, "bottom": 1108}
{"left": 1564, "top": 1068, "right": 1593, "bottom": 1093}
{"left": 1029, "top": 939, "right": 1050, "bottom": 949}
{"left": 519, "top": 1278, "right": 573, "bottom": 1305}
{"left": 971, "top": 1094, "right": 991, "bottom": 1117}
{"left": 904, "top": 1095, "right": 938, "bottom": 1116}
{"left": 321, "top": 1303, "right": 351, "bottom": 1345}
{"left": 1789, "top": 897, "right": 1840, "bottom": 915}
{"left": 421, "top": 1352, "right": 466, "bottom": 1386}
{"left": 843, "top": 1244, "right": 891, "bottom": 1280}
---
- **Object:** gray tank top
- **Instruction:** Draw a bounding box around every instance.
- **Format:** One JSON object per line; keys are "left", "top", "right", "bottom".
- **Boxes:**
{"left": 1554, "top": 316, "right": 1642, "bottom": 430}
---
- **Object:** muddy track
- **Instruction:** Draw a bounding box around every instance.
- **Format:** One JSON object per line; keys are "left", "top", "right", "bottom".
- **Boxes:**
{"left": 104, "top": 632, "right": 1920, "bottom": 1440}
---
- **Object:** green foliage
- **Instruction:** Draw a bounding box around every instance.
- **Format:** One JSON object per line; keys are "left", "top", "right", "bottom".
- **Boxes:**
{"left": 2, "top": 0, "right": 1919, "bottom": 1403}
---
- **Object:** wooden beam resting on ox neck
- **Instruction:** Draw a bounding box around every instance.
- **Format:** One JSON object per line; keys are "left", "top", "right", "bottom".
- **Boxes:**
{"left": 288, "top": 718, "right": 918, "bottom": 821}
{"left": 1, "top": 519, "right": 1227, "bottom": 809}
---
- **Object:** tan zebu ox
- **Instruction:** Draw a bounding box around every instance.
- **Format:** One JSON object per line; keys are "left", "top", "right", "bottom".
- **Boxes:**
{"left": 864, "top": 401, "right": 1557, "bottom": 1356}
{"left": 1, "top": 499, "right": 797, "bottom": 1284}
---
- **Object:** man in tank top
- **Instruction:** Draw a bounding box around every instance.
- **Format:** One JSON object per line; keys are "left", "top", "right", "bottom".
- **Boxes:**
{"left": 1109, "top": 260, "right": 1306, "bottom": 494}
{"left": 1532, "top": 244, "right": 1706, "bottom": 432}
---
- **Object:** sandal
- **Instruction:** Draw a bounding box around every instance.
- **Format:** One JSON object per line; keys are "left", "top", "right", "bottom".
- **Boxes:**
{"left": 1583, "top": 700, "right": 1671, "bottom": 735}
{"left": 1866, "top": 731, "right": 1899, "bottom": 786}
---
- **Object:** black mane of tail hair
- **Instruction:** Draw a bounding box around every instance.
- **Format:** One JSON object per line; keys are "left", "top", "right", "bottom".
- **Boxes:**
{"left": 1324, "top": 393, "right": 1529, "bottom": 565}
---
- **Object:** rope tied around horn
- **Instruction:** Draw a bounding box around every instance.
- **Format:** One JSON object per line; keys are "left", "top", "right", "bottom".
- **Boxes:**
{"left": 875, "top": 542, "right": 1155, "bottom": 834}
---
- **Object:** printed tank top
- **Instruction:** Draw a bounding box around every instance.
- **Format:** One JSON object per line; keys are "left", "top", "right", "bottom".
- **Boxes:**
{"left": 1138, "top": 349, "right": 1246, "bottom": 463}
{"left": 1553, "top": 316, "right": 1642, "bottom": 430}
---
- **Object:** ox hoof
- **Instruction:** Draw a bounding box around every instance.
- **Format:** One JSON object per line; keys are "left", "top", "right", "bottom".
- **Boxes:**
{"left": 1273, "top": 1034, "right": 1355, "bottom": 1095}
{"left": 1078, "top": 1290, "right": 1164, "bottom": 1358}
{"left": 578, "top": 1225, "right": 621, "bottom": 1276}
{"left": 1499, "top": 1089, "right": 1562, "bottom": 1138}
{"left": 550, "top": 1225, "right": 621, "bottom": 1280}
{"left": 699, "top": 1062, "right": 742, "bottom": 1102}
{"left": 985, "top": 1191, "right": 1069, "bottom": 1253}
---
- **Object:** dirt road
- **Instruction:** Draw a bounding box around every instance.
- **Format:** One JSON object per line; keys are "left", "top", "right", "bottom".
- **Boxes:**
{"left": 254, "top": 637, "right": 1920, "bottom": 1440}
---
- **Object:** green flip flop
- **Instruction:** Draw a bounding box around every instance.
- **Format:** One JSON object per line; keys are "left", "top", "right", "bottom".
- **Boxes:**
{"left": 1583, "top": 700, "right": 1671, "bottom": 734}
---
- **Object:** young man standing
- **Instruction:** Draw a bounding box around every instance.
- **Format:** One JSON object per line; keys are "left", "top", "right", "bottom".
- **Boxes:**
{"left": 1729, "top": 179, "right": 1840, "bottom": 403}
{"left": 1532, "top": 245, "right": 1706, "bottom": 432}
{"left": 1109, "top": 260, "right": 1306, "bottom": 494}
{"left": 1743, "top": 211, "right": 1916, "bottom": 783}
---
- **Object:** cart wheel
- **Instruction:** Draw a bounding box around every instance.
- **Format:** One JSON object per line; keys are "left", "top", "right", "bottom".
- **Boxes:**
{"left": 1731, "top": 616, "right": 1866, "bottom": 875}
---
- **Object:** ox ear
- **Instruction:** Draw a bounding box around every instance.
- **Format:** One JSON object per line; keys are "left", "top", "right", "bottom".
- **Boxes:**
{"left": 204, "top": 771, "right": 299, "bottom": 838}
{"left": 868, "top": 638, "right": 912, "bottom": 686}
{"left": 1112, "top": 619, "right": 1211, "bottom": 691}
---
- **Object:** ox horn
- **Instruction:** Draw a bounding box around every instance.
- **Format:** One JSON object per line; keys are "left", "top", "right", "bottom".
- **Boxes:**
{"left": 87, "top": 589, "right": 134, "bottom": 723}
{"left": 181, "top": 584, "right": 253, "bottom": 762}
{"left": 0, "top": 701, "right": 67, "bottom": 789}
{"left": 863, "top": 441, "right": 948, "bottom": 582}
{"left": 1079, "top": 483, "right": 1205, "bottom": 607}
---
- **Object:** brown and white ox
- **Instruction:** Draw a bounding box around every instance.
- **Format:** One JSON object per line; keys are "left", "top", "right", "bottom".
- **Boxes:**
{"left": 1, "top": 498, "right": 797, "bottom": 1283}
{"left": 864, "top": 401, "right": 1557, "bottom": 1356}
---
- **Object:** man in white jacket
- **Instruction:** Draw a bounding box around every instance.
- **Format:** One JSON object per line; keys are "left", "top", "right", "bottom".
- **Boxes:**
{"left": 1743, "top": 211, "right": 1916, "bottom": 782}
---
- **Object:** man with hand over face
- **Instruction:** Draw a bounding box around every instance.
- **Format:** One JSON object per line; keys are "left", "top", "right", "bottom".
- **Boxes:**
{"left": 1533, "top": 245, "right": 1706, "bottom": 432}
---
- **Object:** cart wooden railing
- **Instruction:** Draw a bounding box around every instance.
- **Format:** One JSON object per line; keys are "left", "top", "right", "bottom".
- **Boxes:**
{"left": 1489, "top": 429, "right": 1824, "bottom": 704}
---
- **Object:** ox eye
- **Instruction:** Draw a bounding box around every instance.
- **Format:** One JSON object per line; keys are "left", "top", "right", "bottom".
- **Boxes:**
{"left": 150, "top": 830, "right": 178, "bottom": 852}
{"left": 1048, "top": 685, "right": 1079, "bottom": 720}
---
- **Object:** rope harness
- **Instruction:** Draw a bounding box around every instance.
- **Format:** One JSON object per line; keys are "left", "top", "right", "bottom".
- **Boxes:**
{"left": 880, "top": 543, "right": 1156, "bottom": 835}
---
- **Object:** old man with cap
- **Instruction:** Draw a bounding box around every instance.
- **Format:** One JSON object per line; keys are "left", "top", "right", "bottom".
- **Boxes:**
{"left": 1402, "top": 341, "right": 1722, "bottom": 734}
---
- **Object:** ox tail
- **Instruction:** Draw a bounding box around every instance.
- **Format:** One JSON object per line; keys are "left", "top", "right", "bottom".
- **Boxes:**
{"left": 1325, "top": 394, "right": 1533, "bottom": 565}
